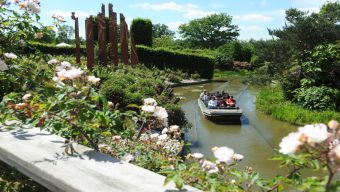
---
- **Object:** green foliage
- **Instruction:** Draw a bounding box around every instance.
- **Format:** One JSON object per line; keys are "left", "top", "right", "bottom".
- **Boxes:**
{"left": 269, "top": 1, "right": 340, "bottom": 57}
{"left": 0, "top": 0, "right": 41, "bottom": 52}
{"left": 137, "top": 45, "right": 215, "bottom": 79}
{"left": 24, "top": 41, "right": 86, "bottom": 56}
{"left": 256, "top": 87, "right": 340, "bottom": 125}
{"left": 179, "top": 13, "right": 239, "bottom": 49}
{"left": 249, "top": 39, "right": 293, "bottom": 75}
{"left": 281, "top": 66, "right": 302, "bottom": 100}
{"left": 152, "top": 23, "right": 175, "bottom": 39}
{"left": 153, "top": 36, "right": 175, "bottom": 48}
{"left": 0, "top": 160, "right": 48, "bottom": 191}
{"left": 295, "top": 86, "right": 339, "bottom": 110}
{"left": 131, "top": 18, "right": 153, "bottom": 46}
{"left": 56, "top": 25, "right": 75, "bottom": 44}
{"left": 214, "top": 54, "right": 233, "bottom": 70}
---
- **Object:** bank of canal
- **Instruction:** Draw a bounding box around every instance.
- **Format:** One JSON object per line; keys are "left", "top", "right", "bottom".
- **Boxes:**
{"left": 175, "top": 80, "right": 298, "bottom": 178}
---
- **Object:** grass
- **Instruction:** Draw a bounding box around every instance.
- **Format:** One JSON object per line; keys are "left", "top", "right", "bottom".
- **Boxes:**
{"left": 0, "top": 160, "right": 48, "bottom": 192}
{"left": 213, "top": 70, "right": 252, "bottom": 81}
{"left": 256, "top": 86, "right": 340, "bottom": 125}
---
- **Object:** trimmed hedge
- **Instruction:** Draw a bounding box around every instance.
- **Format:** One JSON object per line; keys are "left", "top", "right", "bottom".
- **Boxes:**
{"left": 137, "top": 45, "right": 215, "bottom": 79}
{"left": 24, "top": 41, "right": 87, "bottom": 56}
{"left": 131, "top": 18, "right": 153, "bottom": 46}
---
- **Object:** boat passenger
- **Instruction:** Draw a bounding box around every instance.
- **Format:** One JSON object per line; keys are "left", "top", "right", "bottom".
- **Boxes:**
{"left": 200, "top": 90, "right": 207, "bottom": 100}
{"left": 216, "top": 91, "right": 222, "bottom": 98}
{"left": 226, "top": 96, "right": 236, "bottom": 107}
{"left": 218, "top": 98, "right": 226, "bottom": 108}
{"left": 208, "top": 97, "right": 218, "bottom": 109}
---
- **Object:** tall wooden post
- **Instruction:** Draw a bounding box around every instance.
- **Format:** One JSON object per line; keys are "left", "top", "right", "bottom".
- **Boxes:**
{"left": 120, "top": 14, "right": 129, "bottom": 64}
{"left": 85, "top": 17, "right": 94, "bottom": 71}
{"left": 98, "top": 13, "right": 107, "bottom": 66}
{"left": 72, "top": 12, "right": 80, "bottom": 64}
{"left": 109, "top": 3, "right": 118, "bottom": 65}
{"left": 101, "top": 4, "right": 105, "bottom": 17}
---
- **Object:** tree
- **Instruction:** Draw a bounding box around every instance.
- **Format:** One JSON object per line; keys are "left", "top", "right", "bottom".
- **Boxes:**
{"left": 269, "top": 1, "right": 340, "bottom": 57}
{"left": 56, "top": 25, "right": 74, "bottom": 43}
{"left": 153, "top": 36, "right": 175, "bottom": 48}
{"left": 179, "top": 13, "right": 239, "bottom": 49}
{"left": 37, "top": 26, "right": 56, "bottom": 43}
{"left": 152, "top": 24, "right": 175, "bottom": 39}
{"left": 131, "top": 18, "right": 152, "bottom": 47}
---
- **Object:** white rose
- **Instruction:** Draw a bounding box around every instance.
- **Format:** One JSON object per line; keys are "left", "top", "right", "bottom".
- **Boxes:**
{"left": 298, "top": 124, "right": 329, "bottom": 144}
{"left": 279, "top": 132, "right": 303, "bottom": 155}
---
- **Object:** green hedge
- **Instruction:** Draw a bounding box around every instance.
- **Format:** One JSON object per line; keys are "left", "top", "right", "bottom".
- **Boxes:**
{"left": 131, "top": 18, "right": 153, "bottom": 46}
{"left": 24, "top": 42, "right": 87, "bottom": 56}
{"left": 137, "top": 45, "right": 215, "bottom": 79}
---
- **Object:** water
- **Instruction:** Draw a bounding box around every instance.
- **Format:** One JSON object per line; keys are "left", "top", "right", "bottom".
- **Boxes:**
{"left": 175, "top": 80, "right": 298, "bottom": 178}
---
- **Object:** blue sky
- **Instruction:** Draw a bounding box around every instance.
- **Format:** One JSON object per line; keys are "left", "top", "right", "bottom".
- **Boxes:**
{"left": 37, "top": 0, "right": 333, "bottom": 40}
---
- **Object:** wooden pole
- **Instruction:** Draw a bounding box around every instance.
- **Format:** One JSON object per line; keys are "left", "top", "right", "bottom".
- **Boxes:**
{"left": 85, "top": 17, "right": 94, "bottom": 71}
{"left": 98, "top": 13, "right": 107, "bottom": 66}
{"left": 108, "top": 4, "right": 118, "bottom": 65}
{"left": 72, "top": 12, "right": 81, "bottom": 64}
{"left": 120, "top": 14, "right": 129, "bottom": 64}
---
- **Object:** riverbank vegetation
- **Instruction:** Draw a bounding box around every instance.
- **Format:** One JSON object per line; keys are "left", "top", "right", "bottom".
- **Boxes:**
{"left": 1, "top": 0, "right": 340, "bottom": 191}
{"left": 257, "top": 87, "right": 340, "bottom": 125}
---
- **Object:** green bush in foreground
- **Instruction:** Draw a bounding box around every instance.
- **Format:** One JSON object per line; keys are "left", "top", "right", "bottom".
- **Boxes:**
{"left": 256, "top": 86, "right": 340, "bottom": 125}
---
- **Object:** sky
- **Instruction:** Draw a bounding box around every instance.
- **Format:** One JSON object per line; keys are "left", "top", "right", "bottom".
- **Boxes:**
{"left": 36, "top": 0, "right": 334, "bottom": 40}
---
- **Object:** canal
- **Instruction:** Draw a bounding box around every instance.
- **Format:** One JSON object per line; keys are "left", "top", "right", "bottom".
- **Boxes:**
{"left": 175, "top": 80, "right": 297, "bottom": 178}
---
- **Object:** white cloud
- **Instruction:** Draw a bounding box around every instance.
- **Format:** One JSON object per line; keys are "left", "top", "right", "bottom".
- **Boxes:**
{"left": 132, "top": 1, "right": 215, "bottom": 19}
{"left": 212, "top": 3, "right": 224, "bottom": 9}
{"left": 49, "top": 10, "right": 90, "bottom": 20}
{"left": 184, "top": 10, "right": 216, "bottom": 19}
{"left": 240, "top": 25, "right": 264, "bottom": 31}
{"left": 167, "top": 21, "right": 184, "bottom": 31}
{"left": 235, "top": 14, "right": 273, "bottom": 22}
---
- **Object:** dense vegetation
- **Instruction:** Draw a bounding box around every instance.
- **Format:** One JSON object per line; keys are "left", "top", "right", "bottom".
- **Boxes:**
{"left": 131, "top": 18, "right": 153, "bottom": 46}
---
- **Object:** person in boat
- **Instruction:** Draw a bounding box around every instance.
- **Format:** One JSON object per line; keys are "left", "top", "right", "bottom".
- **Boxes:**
{"left": 200, "top": 90, "right": 209, "bottom": 104}
{"left": 208, "top": 97, "right": 218, "bottom": 109}
{"left": 216, "top": 91, "right": 222, "bottom": 98}
{"left": 226, "top": 96, "right": 236, "bottom": 107}
{"left": 218, "top": 97, "right": 226, "bottom": 108}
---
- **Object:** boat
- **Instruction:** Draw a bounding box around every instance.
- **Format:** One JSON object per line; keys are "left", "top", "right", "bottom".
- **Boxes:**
{"left": 198, "top": 99, "right": 243, "bottom": 121}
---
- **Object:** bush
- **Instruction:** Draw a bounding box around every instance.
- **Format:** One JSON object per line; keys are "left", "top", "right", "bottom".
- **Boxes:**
{"left": 164, "top": 103, "right": 189, "bottom": 130}
{"left": 216, "top": 41, "right": 254, "bottom": 62}
{"left": 131, "top": 18, "right": 153, "bottom": 46}
{"left": 295, "top": 86, "right": 339, "bottom": 110}
{"left": 214, "top": 54, "right": 233, "bottom": 70}
{"left": 281, "top": 66, "right": 302, "bottom": 100}
{"left": 257, "top": 87, "right": 340, "bottom": 125}
{"left": 24, "top": 41, "right": 87, "bottom": 56}
{"left": 137, "top": 45, "right": 214, "bottom": 79}
{"left": 100, "top": 82, "right": 127, "bottom": 107}
{"left": 250, "top": 55, "right": 264, "bottom": 68}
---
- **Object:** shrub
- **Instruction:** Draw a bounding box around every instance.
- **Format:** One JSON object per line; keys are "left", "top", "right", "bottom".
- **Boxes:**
{"left": 164, "top": 103, "right": 189, "bottom": 130}
{"left": 281, "top": 66, "right": 302, "bottom": 100}
{"left": 295, "top": 86, "right": 339, "bottom": 110}
{"left": 250, "top": 55, "right": 264, "bottom": 68}
{"left": 24, "top": 41, "right": 87, "bottom": 56}
{"left": 216, "top": 41, "right": 254, "bottom": 62}
{"left": 137, "top": 45, "right": 214, "bottom": 79}
{"left": 214, "top": 54, "right": 233, "bottom": 70}
{"left": 131, "top": 18, "right": 153, "bottom": 46}
{"left": 100, "top": 82, "right": 127, "bottom": 107}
